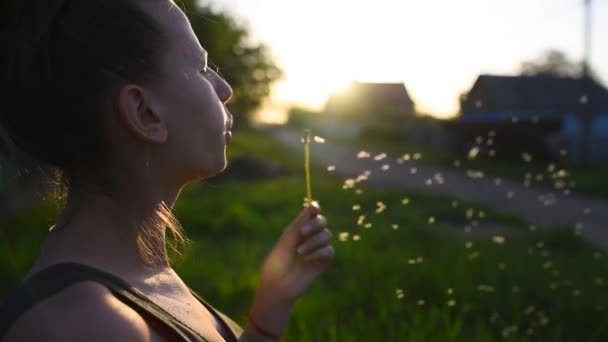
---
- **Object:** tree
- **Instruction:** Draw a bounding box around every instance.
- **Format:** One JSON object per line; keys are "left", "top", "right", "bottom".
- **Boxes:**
{"left": 178, "top": 0, "right": 282, "bottom": 124}
{"left": 519, "top": 49, "right": 586, "bottom": 78}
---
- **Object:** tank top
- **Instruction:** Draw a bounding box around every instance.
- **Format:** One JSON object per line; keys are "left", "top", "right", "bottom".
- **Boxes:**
{"left": 0, "top": 262, "right": 243, "bottom": 341}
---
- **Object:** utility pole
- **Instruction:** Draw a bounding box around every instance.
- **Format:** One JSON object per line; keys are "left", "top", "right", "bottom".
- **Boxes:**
{"left": 578, "top": 0, "right": 593, "bottom": 164}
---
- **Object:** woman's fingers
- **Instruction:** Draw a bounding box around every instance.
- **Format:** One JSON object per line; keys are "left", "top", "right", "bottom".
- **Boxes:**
{"left": 300, "top": 215, "right": 327, "bottom": 236}
{"left": 297, "top": 228, "right": 333, "bottom": 255}
{"left": 303, "top": 245, "right": 335, "bottom": 262}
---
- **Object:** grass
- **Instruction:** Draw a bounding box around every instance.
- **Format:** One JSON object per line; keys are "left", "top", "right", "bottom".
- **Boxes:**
{"left": 1, "top": 127, "right": 607, "bottom": 341}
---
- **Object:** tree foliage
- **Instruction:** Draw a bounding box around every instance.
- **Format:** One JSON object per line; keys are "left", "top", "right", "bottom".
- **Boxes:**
{"left": 177, "top": 0, "right": 282, "bottom": 124}
{"left": 519, "top": 49, "right": 584, "bottom": 78}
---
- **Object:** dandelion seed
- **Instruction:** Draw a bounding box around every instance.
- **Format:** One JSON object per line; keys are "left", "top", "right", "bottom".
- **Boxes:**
{"left": 499, "top": 263, "right": 507, "bottom": 270}
{"left": 408, "top": 259, "right": 416, "bottom": 265}
{"left": 477, "top": 284, "right": 495, "bottom": 293}
{"left": 352, "top": 205, "right": 361, "bottom": 211}
{"left": 468, "top": 251, "right": 480, "bottom": 260}
{"left": 572, "top": 289, "right": 581, "bottom": 297}
{"left": 492, "top": 236, "right": 505, "bottom": 244}
{"left": 595, "top": 278, "right": 605, "bottom": 286}
{"left": 535, "top": 174, "right": 544, "bottom": 182}
{"left": 425, "top": 179, "right": 433, "bottom": 186}
{"left": 395, "top": 289, "right": 405, "bottom": 299}
{"left": 465, "top": 241, "right": 474, "bottom": 249}
{"left": 489, "top": 149, "right": 496, "bottom": 157}
{"left": 413, "top": 153, "right": 422, "bottom": 160}
{"left": 489, "top": 130, "right": 496, "bottom": 137}
{"left": 428, "top": 217, "right": 435, "bottom": 224}
{"left": 451, "top": 201, "right": 459, "bottom": 208}
{"left": 466, "top": 208, "right": 475, "bottom": 220}
{"left": 396, "top": 158, "right": 404, "bottom": 164}
{"left": 357, "top": 151, "right": 370, "bottom": 159}
{"left": 539, "top": 316, "right": 549, "bottom": 326}
{"left": 327, "top": 165, "right": 336, "bottom": 172}
{"left": 512, "top": 116, "right": 519, "bottom": 123}
{"left": 478, "top": 211, "right": 486, "bottom": 219}
{"left": 487, "top": 138, "right": 494, "bottom": 146}
{"left": 434, "top": 173, "right": 445, "bottom": 184}
{"left": 475, "top": 136, "right": 483, "bottom": 144}
{"left": 446, "top": 288, "right": 454, "bottom": 295}
{"left": 392, "top": 224, "right": 399, "bottom": 230}
{"left": 447, "top": 299, "right": 456, "bottom": 307}
{"left": 549, "top": 282, "right": 558, "bottom": 290}
{"left": 467, "top": 170, "right": 484, "bottom": 179}
{"left": 402, "top": 154, "right": 411, "bottom": 161}
{"left": 522, "top": 152, "right": 533, "bottom": 162}
{"left": 489, "top": 312, "right": 499, "bottom": 323}
{"left": 381, "top": 164, "right": 390, "bottom": 171}
{"left": 580, "top": 94, "right": 589, "bottom": 104}
{"left": 468, "top": 147, "right": 480, "bottom": 160}
{"left": 364, "top": 223, "right": 372, "bottom": 229}
{"left": 526, "top": 328, "right": 534, "bottom": 336}
{"left": 512, "top": 286, "right": 520, "bottom": 293}
{"left": 543, "top": 262, "right": 553, "bottom": 270}
{"left": 352, "top": 235, "right": 361, "bottom": 241}
{"left": 416, "top": 257, "right": 423, "bottom": 263}
{"left": 502, "top": 326, "right": 518, "bottom": 338}
{"left": 313, "top": 136, "right": 325, "bottom": 143}
{"left": 339, "top": 232, "right": 350, "bottom": 242}
{"left": 453, "top": 160, "right": 461, "bottom": 168}
{"left": 375, "top": 201, "right": 387, "bottom": 213}
{"left": 410, "top": 168, "right": 417, "bottom": 174}
{"left": 529, "top": 225, "right": 537, "bottom": 232}
{"left": 560, "top": 149, "right": 568, "bottom": 157}
{"left": 342, "top": 179, "right": 356, "bottom": 190}
{"left": 494, "top": 178, "right": 502, "bottom": 185}
{"left": 374, "top": 153, "right": 387, "bottom": 161}
{"left": 357, "top": 215, "right": 365, "bottom": 226}
{"left": 355, "top": 189, "right": 363, "bottom": 195}
{"left": 401, "top": 197, "right": 410, "bottom": 205}
{"left": 417, "top": 299, "right": 425, "bottom": 306}
{"left": 506, "top": 191, "right": 515, "bottom": 199}
{"left": 464, "top": 225, "right": 472, "bottom": 233}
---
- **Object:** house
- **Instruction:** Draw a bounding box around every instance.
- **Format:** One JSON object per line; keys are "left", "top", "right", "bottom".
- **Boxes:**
{"left": 321, "top": 81, "right": 416, "bottom": 138}
{"left": 453, "top": 74, "right": 608, "bottom": 163}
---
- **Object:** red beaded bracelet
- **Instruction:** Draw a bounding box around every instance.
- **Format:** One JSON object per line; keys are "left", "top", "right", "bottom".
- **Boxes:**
{"left": 243, "top": 315, "right": 285, "bottom": 342}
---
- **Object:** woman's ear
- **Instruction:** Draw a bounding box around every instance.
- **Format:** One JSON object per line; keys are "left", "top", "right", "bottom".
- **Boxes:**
{"left": 116, "top": 84, "right": 168, "bottom": 144}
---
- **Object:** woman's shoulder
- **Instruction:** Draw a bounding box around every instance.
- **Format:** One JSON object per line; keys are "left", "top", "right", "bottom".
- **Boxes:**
{"left": 3, "top": 281, "right": 162, "bottom": 341}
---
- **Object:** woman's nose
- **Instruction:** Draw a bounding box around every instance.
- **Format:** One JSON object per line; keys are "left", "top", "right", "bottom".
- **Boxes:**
{"left": 212, "top": 71, "right": 233, "bottom": 103}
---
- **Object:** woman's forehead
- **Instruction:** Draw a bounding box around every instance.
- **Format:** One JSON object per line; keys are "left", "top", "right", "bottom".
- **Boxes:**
{"left": 158, "top": 2, "right": 205, "bottom": 62}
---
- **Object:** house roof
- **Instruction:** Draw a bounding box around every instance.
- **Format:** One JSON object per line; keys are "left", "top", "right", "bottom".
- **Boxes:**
{"left": 325, "top": 81, "right": 414, "bottom": 114}
{"left": 461, "top": 74, "right": 608, "bottom": 115}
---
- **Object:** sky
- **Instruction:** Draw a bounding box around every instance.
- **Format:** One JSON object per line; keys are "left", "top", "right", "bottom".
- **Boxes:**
{"left": 205, "top": 0, "right": 608, "bottom": 122}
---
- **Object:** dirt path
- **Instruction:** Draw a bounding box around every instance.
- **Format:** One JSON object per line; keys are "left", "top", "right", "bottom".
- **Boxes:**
{"left": 268, "top": 127, "right": 608, "bottom": 248}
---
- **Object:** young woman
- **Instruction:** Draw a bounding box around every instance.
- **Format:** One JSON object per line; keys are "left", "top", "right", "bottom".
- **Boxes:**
{"left": 0, "top": 1, "right": 334, "bottom": 341}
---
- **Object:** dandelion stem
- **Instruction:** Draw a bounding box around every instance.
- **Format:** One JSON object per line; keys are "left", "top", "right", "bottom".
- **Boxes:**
{"left": 303, "top": 129, "right": 313, "bottom": 206}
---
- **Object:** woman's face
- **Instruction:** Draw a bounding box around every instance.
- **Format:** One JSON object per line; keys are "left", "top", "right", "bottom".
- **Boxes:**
{"left": 150, "top": 2, "right": 234, "bottom": 182}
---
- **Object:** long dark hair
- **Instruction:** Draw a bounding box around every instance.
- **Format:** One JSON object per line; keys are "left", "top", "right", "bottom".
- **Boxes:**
{"left": 0, "top": 0, "right": 187, "bottom": 264}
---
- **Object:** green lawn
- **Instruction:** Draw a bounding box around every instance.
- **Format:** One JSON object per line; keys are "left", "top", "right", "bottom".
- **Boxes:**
{"left": 1, "top": 128, "right": 607, "bottom": 341}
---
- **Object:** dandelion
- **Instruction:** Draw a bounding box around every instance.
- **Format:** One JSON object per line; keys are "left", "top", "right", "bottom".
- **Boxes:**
{"left": 352, "top": 235, "right": 361, "bottom": 241}
{"left": 447, "top": 299, "right": 456, "bottom": 307}
{"left": 355, "top": 189, "right": 363, "bottom": 195}
{"left": 327, "top": 165, "right": 336, "bottom": 172}
{"left": 489, "top": 130, "right": 496, "bottom": 137}
{"left": 339, "top": 232, "right": 350, "bottom": 242}
{"left": 468, "top": 251, "right": 480, "bottom": 260}
{"left": 453, "top": 160, "right": 461, "bottom": 167}
{"left": 381, "top": 164, "right": 390, "bottom": 171}
{"left": 477, "top": 284, "right": 495, "bottom": 293}
{"left": 584, "top": 208, "right": 592, "bottom": 215}
{"left": 512, "top": 286, "right": 520, "bottom": 293}
{"left": 467, "top": 170, "right": 484, "bottom": 179}
{"left": 433, "top": 173, "right": 445, "bottom": 184}
{"left": 494, "top": 178, "right": 502, "bottom": 185}
{"left": 446, "top": 288, "right": 454, "bottom": 295}
{"left": 413, "top": 153, "right": 421, "bottom": 160}
{"left": 417, "top": 299, "right": 425, "bottom": 306}
{"left": 425, "top": 179, "right": 433, "bottom": 186}
{"left": 392, "top": 224, "right": 399, "bottom": 230}
{"left": 499, "top": 263, "right": 507, "bottom": 270}
{"left": 560, "top": 149, "right": 568, "bottom": 157}
{"left": 452, "top": 201, "right": 459, "bottom": 208}
{"left": 428, "top": 217, "right": 435, "bottom": 224}
{"left": 475, "top": 136, "right": 484, "bottom": 144}
{"left": 572, "top": 289, "right": 581, "bottom": 297}
{"left": 410, "top": 167, "right": 417, "bottom": 174}
{"left": 401, "top": 197, "right": 410, "bottom": 205}
{"left": 465, "top": 241, "right": 474, "bottom": 249}
{"left": 352, "top": 205, "right": 361, "bottom": 211}
{"left": 506, "top": 191, "right": 515, "bottom": 199}
{"left": 364, "top": 223, "right": 373, "bottom": 229}
{"left": 357, "top": 151, "right": 371, "bottom": 159}
{"left": 416, "top": 257, "right": 423, "bottom": 263}
{"left": 489, "top": 149, "right": 496, "bottom": 157}
{"left": 543, "top": 262, "right": 553, "bottom": 270}
{"left": 466, "top": 208, "right": 475, "bottom": 220}
{"left": 580, "top": 94, "right": 589, "bottom": 104}
{"left": 313, "top": 135, "right": 325, "bottom": 143}
{"left": 402, "top": 153, "right": 411, "bottom": 161}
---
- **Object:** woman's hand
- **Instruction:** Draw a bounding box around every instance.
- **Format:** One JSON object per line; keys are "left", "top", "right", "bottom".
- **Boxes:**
{"left": 260, "top": 202, "right": 334, "bottom": 301}
{"left": 246, "top": 203, "right": 334, "bottom": 338}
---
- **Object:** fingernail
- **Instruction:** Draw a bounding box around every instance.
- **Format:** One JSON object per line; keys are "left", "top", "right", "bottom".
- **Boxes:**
{"left": 301, "top": 224, "right": 312, "bottom": 235}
